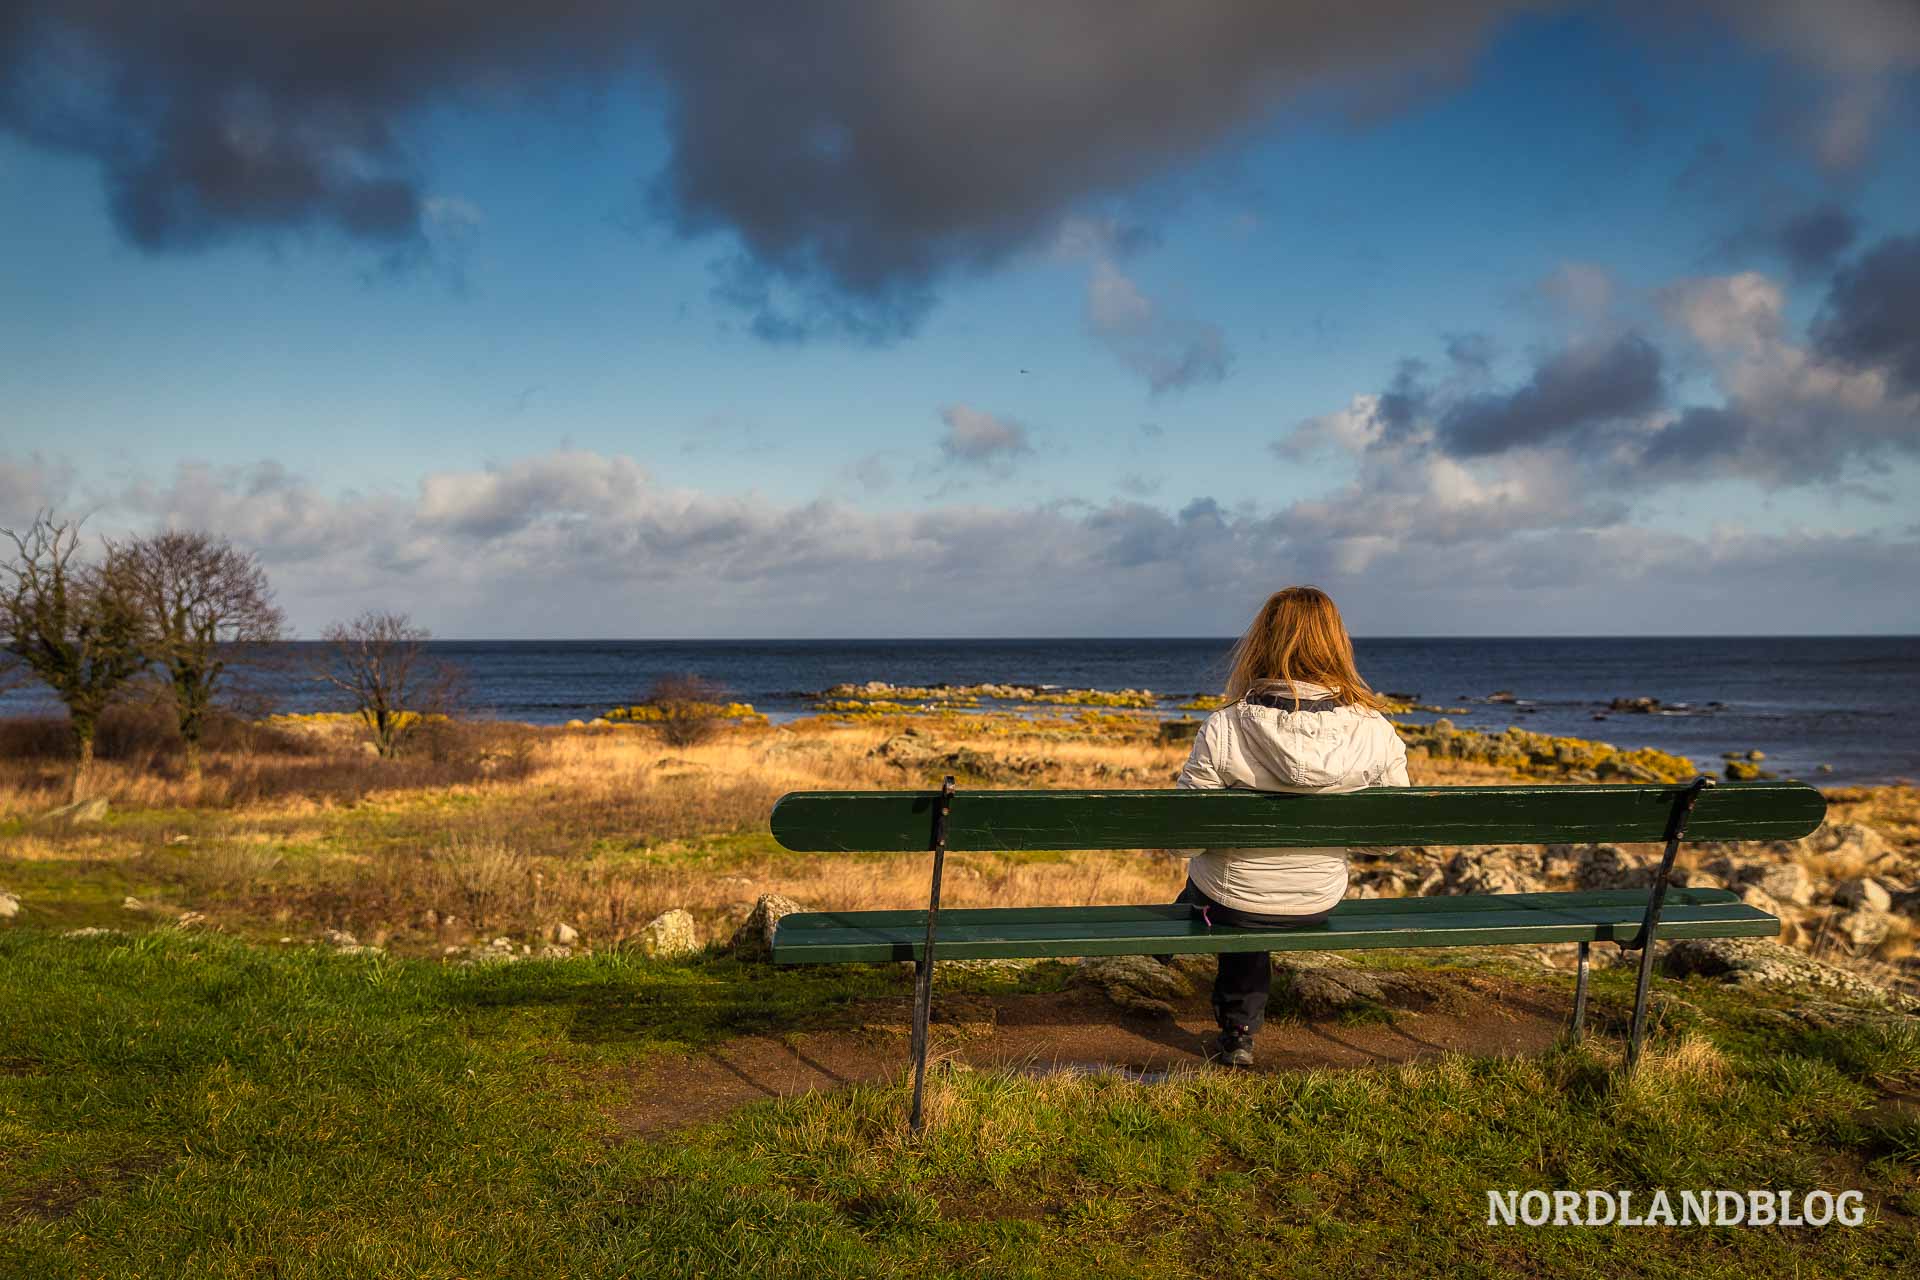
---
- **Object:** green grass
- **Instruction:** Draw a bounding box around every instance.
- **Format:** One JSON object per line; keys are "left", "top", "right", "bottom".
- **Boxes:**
{"left": 1, "top": 928, "right": 1917, "bottom": 1278}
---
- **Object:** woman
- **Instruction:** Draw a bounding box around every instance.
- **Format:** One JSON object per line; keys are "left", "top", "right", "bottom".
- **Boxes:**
{"left": 1177, "top": 586, "right": 1409, "bottom": 1067}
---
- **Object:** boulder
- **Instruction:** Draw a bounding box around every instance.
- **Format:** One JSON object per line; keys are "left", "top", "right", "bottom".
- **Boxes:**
{"left": 36, "top": 796, "right": 109, "bottom": 827}
{"left": 1073, "top": 954, "right": 1193, "bottom": 1017}
{"left": 1662, "top": 938, "right": 1916, "bottom": 1009}
{"left": 1833, "top": 908, "right": 1894, "bottom": 949}
{"left": 323, "top": 928, "right": 359, "bottom": 948}
{"left": 870, "top": 732, "right": 938, "bottom": 765}
{"left": 1800, "top": 822, "right": 1892, "bottom": 865}
{"left": 61, "top": 926, "right": 118, "bottom": 939}
{"left": 1754, "top": 861, "right": 1814, "bottom": 907}
{"left": 548, "top": 921, "right": 581, "bottom": 946}
{"left": 1609, "top": 696, "right": 1660, "bottom": 713}
{"left": 1573, "top": 844, "right": 1652, "bottom": 891}
{"left": 1442, "top": 848, "right": 1541, "bottom": 895}
{"left": 635, "top": 908, "right": 700, "bottom": 959}
{"left": 728, "top": 893, "right": 808, "bottom": 960}
{"left": 0, "top": 890, "right": 19, "bottom": 920}
{"left": 1833, "top": 877, "right": 1893, "bottom": 912}
{"left": 1277, "top": 954, "right": 1397, "bottom": 1017}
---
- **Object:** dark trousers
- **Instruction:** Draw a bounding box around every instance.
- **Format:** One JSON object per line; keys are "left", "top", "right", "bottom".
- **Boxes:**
{"left": 1174, "top": 880, "right": 1333, "bottom": 1032}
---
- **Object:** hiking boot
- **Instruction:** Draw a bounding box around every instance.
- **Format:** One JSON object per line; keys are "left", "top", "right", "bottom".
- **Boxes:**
{"left": 1209, "top": 1026, "right": 1255, "bottom": 1068}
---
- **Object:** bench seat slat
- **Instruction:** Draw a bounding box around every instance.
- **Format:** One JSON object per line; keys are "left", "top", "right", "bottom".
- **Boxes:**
{"left": 769, "top": 782, "right": 1826, "bottom": 852}
{"left": 770, "top": 890, "right": 1779, "bottom": 964}
{"left": 772, "top": 887, "right": 1745, "bottom": 932}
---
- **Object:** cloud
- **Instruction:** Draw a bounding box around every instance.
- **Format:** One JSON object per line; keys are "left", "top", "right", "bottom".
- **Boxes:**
{"left": 1060, "top": 217, "right": 1233, "bottom": 392}
{"left": 1655, "top": 266, "right": 1920, "bottom": 482}
{"left": 1438, "top": 334, "right": 1664, "bottom": 457}
{"left": 1774, "top": 203, "right": 1860, "bottom": 278}
{"left": 937, "top": 405, "right": 1032, "bottom": 467}
{"left": 18, "top": 446, "right": 1905, "bottom": 637}
{"left": 0, "top": 453, "right": 73, "bottom": 527}
{"left": 0, "top": 1, "right": 1538, "bottom": 338}
{"left": 1686, "top": 0, "right": 1920, "bottom": 173}
{"left": 1280, "top": 256, "right": 1920, "bottom": 491}
{"left": 1813, "top": 234, "right": 1920, "bottom": 395}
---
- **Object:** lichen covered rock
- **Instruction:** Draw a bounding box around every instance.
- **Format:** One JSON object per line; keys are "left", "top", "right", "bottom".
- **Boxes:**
{"left": 636, "top": 908, "right": 700, "bottom": 959}
{"left": 728, "top": 893, "right": 808, "bottom": 960}
{"left": 1073, "top": 954, "right": 1193, "bottom": 1017}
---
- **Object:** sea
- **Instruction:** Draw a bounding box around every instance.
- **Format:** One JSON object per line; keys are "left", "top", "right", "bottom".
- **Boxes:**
{"left": 2, "top": 636, "right": 1916, "bottom": 786}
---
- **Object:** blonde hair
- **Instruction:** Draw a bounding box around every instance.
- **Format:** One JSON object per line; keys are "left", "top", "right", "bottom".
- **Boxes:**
{"left": 1223, "top": 585, "right": 1391, "bottom": 712}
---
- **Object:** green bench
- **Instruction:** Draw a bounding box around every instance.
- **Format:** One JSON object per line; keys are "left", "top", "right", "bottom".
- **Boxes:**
{"left": 770, "top": 777, "right": 1826, "bottom": 1127}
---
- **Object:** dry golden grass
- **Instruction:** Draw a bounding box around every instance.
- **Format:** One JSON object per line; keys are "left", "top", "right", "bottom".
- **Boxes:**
{"left": 3, "top": 714, "right": 1912, "bottom": 967}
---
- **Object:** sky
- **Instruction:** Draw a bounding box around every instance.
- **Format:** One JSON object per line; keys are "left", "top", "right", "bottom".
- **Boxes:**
{"left": 2, "top": 0, "right": 1918, "bottom": 638}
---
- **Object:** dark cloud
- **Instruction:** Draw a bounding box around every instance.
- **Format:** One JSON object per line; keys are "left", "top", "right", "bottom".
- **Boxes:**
{"left": 1775, "top": 203, "right": 1859, "bottom": 278}
{"left": 1640, "top": 405, "right": 1750, "bottom": 468}
{"left": 1813, "top": 234, "right": 1920, "bottom": 394}
{"left": 1438, "top": 334, "right": 1664, "bottom": 457}
{"left": 0, "top": 1, "right": 1530, "bottom": 337}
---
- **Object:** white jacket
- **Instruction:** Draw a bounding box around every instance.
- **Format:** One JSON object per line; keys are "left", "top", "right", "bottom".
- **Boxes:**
{"left": 1177, "top": 680, "right": 1409, "bottom": 916}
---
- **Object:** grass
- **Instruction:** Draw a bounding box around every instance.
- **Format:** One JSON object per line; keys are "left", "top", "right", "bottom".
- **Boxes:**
{"left": 1, "top": 927, "right": 1917, "bottom": 1278}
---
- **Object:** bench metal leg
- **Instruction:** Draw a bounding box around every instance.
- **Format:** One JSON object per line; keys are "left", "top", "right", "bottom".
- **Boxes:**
{"left": 1568, "top": 941, "right": 1590, "bottom": 1042}
{"left": 908, "top": 776, "right": 955, "bottom": 1134}
{"left": 1620, "top": 775, "right": 1714, "bottom": 1076}
{"left": 1624, "top": 930, "right": 1659, "bottom": 1074}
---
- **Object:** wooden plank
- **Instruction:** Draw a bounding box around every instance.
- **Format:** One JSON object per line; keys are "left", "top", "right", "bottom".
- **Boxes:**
{"left": 769, "top": 782, "right": 1825, "bottom": 853}
{"left": 772, "top": 887, "right": 1743, "bottom": 933}
{"left": 772, "top": 897, "right": 1780, "bottom": 964}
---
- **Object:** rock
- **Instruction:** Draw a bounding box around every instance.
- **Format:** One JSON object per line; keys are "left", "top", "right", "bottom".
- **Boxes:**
{"left": 1800, "top": 822, "right": 1892, "bottom": 865}
{"left": 1833, "top": 877, "right": 1893, "bottom": 912}
{"left": 323, "top": 928, "right": 359, "bottom": 948}
{"left": 761, "top": 735, "right": 837, "bottom": 762}
{"left": 635, "top": 908, "right": 700, "bottom": 959}
{"left": 565, "top": 719, "right": 586, "bottom": 728}
{"left": 1609, "top": 696, "right": 1660, "bottom": 713}
{"left": 1073, "top": 954, "right": 1193, "bottom": 1017}
{"left": 1573, "top": 844, "right": 1652, "bottom": 891}
{"left": 1442, "top": 848, "right": 1541, "bottom": 895}
{"left": 1487, "top": 691, "right": 1517, "bottom": 703}
{"left": 121, "top": 896, "right": 147, "bottom": 913}
{"left": 61, "top": 926, "right": 117, "bottom": 939}
{"left": 174, "top": 911, "right": 208, "bottom": 929}
{"left": 1271, "top": 953, "right": 1422, "bottom": 1017}
{"left": 1662, "top": 938, "right": 1916, "bottom": 1009}
{"left": 0, "top": 890, "right": 19, "bottom": 920}
{"left": 548, "top": 921, "right": 580, "bottom": 946}
{"left": 1724, "top": 760, "right": 1762, "bottom": 781}
{"left": 870, "top": 732, "right": 937, "bottom": 765}
{"left": 1833, "top": 908, "right": 1894, "bottom": 949}
{"left": 1737, "top": 885, "right": 1783, "bottom": 916}
{"left": 728, "top": 893, "right": 808, "bottom": 960}
{"left": 1754, "top": 862, "right": 1814, "bottom": 907}
{"left": 1158, "top": 719, "right": 1202, "bottom": 744}
{"left": 36, "top": 796, "right": 109, "bottom": 826}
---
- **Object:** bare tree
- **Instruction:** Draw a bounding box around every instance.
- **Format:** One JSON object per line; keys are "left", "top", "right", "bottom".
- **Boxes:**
{"left": 317, "top": 611, "right": 460, "bottom": 758}
{"left": 114, "top": 530, "right": 287, "bottom": 777}
{"left": 644, "top": 672, "right": 731, "bottom": 748}
{"left": 0, "top": 514, "right": 151, "bottom": 798}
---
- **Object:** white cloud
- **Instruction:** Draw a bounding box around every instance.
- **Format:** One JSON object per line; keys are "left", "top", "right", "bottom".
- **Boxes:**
{"left": 938, "top": 404, "right": 1032, "bottom": 467}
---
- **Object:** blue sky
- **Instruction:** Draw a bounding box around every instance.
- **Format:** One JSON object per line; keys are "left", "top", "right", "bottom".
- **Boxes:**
{"left": 3, "top": 2, "right": 1918, "bottom": 637}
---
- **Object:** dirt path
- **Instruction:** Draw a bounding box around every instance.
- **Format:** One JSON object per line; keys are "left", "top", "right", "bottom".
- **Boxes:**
{"left": 610, "top": 975, "right": 1571, "bottom": 1135}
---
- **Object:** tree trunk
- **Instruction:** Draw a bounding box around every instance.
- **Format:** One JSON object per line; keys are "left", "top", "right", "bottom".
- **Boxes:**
{"left": 71, "top": 728, "right": 95, "bottom": 803}
{"left": 183, "top": 737, "right": 202, "bottom": 781}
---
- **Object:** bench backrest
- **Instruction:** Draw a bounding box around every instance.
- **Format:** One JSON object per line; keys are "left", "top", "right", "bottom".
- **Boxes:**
{"left": 769, "top": 782, "right": 1826, "bottom": 852}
